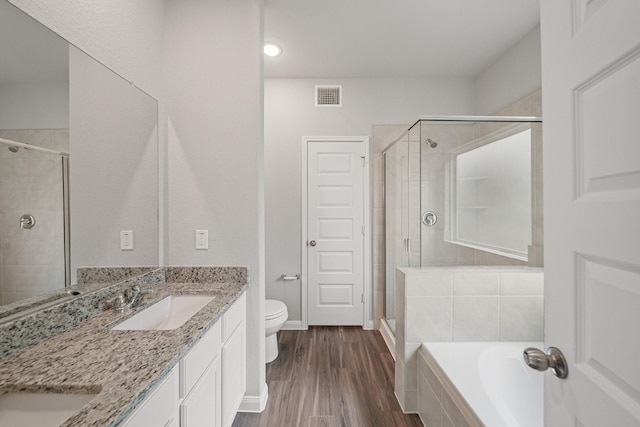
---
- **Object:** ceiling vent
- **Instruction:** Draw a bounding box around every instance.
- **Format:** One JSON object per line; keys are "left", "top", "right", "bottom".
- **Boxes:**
{"left": 315, "top": 85, "right": 342, "bottom": 107}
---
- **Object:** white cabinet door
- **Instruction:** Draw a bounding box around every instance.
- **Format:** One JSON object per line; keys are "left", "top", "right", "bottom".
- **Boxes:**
{"left": 542, "top": 1, "right": 640, "bottom": 426}
{"left": 221, "top": 323, "right": 245, "bottom": 427}
{"left": 181, "top": 320, "right": 222, "bottom": 398}
{"left": 221, "top": 294, "right": 246, "bottom": 427}
{"left": 181, "top": 355, "right": 221, "bottom": 427}
{"left": 121, "top": 366, "right": 179, "bottom": 427}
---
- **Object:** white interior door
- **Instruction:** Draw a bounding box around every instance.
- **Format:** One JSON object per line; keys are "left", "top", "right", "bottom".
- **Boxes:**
{"left": 305, "top": 137, "right": 366, "bottom": 326}
{"left": 542, "top": 1, "right": 640, "bottom": 426}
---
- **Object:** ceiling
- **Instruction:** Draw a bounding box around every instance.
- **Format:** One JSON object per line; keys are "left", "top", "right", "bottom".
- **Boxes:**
{"left": 1, "top": 1, "right": 539, "bottom": 84}
{"left": 264, "top": 0, "right": 540, "bottom": 79}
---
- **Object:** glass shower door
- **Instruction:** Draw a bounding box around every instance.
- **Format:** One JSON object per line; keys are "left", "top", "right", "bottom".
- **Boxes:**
{"left": 383, "top": 133, "right": 410, "bottom": 333}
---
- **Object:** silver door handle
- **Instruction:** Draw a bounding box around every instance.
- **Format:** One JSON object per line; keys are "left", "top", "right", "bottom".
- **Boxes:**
{"left": 523, "top": 346, "right": 568, "bottom": 379}
{"left": 309, "top": 240, "right": 317, "bottom": 247}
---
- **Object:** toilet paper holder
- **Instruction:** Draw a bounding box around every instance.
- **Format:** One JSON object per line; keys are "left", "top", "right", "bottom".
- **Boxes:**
{"left": 280, "top": 273, "right": 300, "bottom": 281}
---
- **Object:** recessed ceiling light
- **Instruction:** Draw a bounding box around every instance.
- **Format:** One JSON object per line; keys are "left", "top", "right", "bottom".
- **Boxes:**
{"left": 264, "top": 43, "right": 282, "bottom": 57}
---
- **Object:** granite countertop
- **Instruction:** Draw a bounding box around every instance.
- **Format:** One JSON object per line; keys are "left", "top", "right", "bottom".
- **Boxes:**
{"left": 0, "top": 279, "right": 248, "bottom": 426}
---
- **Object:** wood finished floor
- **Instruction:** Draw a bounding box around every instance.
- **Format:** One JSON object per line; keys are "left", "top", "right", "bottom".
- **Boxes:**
{"left": 232, "top": 326, "right": 422, "bottom": 427}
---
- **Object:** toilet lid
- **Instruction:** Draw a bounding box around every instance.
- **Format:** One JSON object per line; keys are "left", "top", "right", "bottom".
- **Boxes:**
{"left": 265, "top": 299, "right": 287, "bottom": 320}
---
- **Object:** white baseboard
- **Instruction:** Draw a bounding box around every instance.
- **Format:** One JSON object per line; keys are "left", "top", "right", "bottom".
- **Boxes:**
{"left": 379, "top": 318, "right": 396, "bottom": 361}
{"left": 363, "top": 319, "right": 375, "bottom": 330}
{"left": 281, "top": 320, "right": 306, "bottom": 330}
{"left": 238, "top": 385, "right": 268, "bottom": 413}
{"left": 282, "top": 320, "right": 375, "bottom": 330}
{"left": 394, "top": 391, "right": 418, "bottom": 414}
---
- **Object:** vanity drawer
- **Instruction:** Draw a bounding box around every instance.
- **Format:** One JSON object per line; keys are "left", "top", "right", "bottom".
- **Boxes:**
{"left": 180, "top": 320, "right": 221, "bottom": 397}
{"left": 222, "top": 293, "right": 246, "bottom": 341}
{"left": 121, "top": 365, "right": 179, "bottom": 427}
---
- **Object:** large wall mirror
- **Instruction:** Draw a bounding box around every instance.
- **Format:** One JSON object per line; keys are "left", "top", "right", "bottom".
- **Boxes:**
{"left": 0, "top": 1, "right": 158, "bottom": 309}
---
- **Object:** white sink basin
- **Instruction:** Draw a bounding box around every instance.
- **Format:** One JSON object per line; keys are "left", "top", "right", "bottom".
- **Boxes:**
{"left": 111, "top": 295, "right": 214, "bottom": 330}
{"left": 0, "top": 392, "right": 96, "bottom": 426}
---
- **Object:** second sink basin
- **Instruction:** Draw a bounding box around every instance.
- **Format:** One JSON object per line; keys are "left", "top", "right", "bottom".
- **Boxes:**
{"left": 111, "top": 295, "right": 215, "bottom": 331}
{"left": 0, "top": 392, "right": 97, "bottom": 427}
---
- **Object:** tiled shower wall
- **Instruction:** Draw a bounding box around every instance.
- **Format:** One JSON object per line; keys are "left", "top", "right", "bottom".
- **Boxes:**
{"left": 0, "top": 129, "right": 69, "bottom": 304}
{"left": 372, "top": 89, "right": 543, "bottom": 329}
{"left": 394, "top": 266, "right": 544, "bottom": 412}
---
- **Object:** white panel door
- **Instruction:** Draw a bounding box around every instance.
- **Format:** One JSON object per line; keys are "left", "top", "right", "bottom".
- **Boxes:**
{"left": 307, "top": 139, "right": 365, "bottom": 325}
{"left": 542, "top": 1, "right": 640, "bottom": 426}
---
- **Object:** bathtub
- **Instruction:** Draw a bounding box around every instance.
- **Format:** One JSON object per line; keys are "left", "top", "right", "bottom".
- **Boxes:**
{"left": 417, "top": 342, "right": 543, "bottom": 427}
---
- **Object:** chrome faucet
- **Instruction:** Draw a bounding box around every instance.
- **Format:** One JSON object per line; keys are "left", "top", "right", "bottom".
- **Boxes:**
{"left": 126, "top": 285, "right": 142, "bottom": 308}
{"left": 109, "top": 286, "right": 142, "bottom": 312}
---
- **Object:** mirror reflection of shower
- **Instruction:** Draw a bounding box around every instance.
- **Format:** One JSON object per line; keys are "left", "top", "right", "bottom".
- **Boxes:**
{"left": 1, "top": 137, "right": 69, "bottom": 158}
{"left": 0, "top": 134, "right": 70, "bottom": 305}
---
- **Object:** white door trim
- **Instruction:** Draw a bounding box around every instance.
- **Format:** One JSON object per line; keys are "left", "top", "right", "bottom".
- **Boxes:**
{"left": 301, "top": 136, "right": 370, "bottom": 329}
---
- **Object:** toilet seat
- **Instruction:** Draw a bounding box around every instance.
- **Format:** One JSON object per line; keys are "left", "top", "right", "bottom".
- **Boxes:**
{"left": 265, "top": 299, "right": 287, "bottom": 320}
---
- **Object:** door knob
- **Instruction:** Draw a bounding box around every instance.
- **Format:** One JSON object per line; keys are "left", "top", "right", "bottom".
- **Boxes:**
{"left": 523, "top": 346, "right": 568, "bottom": 379}
{"left": 309, "top": 240, "right": 317, "bottom": 247}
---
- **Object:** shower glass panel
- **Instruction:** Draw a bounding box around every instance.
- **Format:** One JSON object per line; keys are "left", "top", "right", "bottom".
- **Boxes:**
{"left": 407, "top": 123, "right": 422, "bottom": 268}
{"left": 383, "top": 123, "right": 422, "bottom": 333}
{"left": 382, "top": 116, "right": 542, "bottom": 332}
{"left": 383, "top": 135, "right": 407, "bottom": 333}
{"left": 0, "top": 131, "right": 69, "bottom": 305}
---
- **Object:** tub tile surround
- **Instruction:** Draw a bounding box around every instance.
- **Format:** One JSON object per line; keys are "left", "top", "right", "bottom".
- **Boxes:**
{"left": 417, "top": 348, "right": 483, "bottom": 427}
{"left": 394, "top": 266, "right": 543, "bottom": 413}
{"left": 0, "top": 265, "right": 248, "bottom": 426}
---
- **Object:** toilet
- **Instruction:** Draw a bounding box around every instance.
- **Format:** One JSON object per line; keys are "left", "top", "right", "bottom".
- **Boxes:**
{"left": 265, "top": 299, "right": 288, "bottom": 363}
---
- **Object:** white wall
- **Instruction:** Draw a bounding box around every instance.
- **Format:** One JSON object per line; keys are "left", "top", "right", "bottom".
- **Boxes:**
{"left": 163, "top": 0, "right": 266, "bottom": 408}
{"left": 70, "top": 46, "right": 158, "bottom": 280}
{"left": 0, "top": 82, "right": 68, "bottom": 130}
{"left": 7, "top": 0, "right": 164, "bottom": 97}
{"left": 264, "top": 77, "right": 475, "bottom": 324}
{"left": 475, "top": 25, "right": 541, "bottom": 115}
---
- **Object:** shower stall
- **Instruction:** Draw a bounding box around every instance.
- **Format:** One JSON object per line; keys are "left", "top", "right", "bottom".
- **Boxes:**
{"left": 382, "top": 116, "right": 543, "bottom": 333}
{"left": 0, "top": 131, "right": 70, "bottom": 305}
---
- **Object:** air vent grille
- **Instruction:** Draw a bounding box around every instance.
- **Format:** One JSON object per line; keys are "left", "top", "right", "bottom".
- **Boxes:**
{"left": 315, "top": 85, "right": 342, "bottom": 107}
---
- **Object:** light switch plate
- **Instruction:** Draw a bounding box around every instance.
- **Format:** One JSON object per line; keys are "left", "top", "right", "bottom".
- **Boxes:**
{"left": 195, "top": 230, "right": 208, "bottom": 250}
{"left": 120, "top": 230, "right": 134, "bottom": 250}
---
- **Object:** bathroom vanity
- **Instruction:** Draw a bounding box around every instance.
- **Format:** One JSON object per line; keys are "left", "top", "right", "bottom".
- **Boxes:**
{"left": 122, "top": 292, "right": 246, "bottom": 427}
{"left": 0, "top": 267, "right": 248, "bottom": 427}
